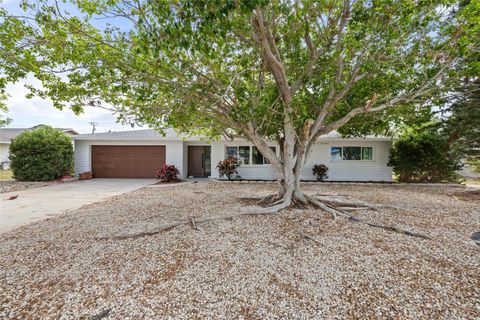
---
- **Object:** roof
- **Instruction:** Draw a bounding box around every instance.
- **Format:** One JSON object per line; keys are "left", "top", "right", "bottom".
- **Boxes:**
{"left": 0, "top": 129, "right": 26, "bottom": 143}
{"left": 73, "top": 128, "right": 191, "bottom": 141}
{"left": 317, "top": 130, "right": 392, "bottom": 141}
{"left": 0, "top": 127, "right": 79, "bottom": 143}
{"left": 74, "top": 128, "right": 392, "bottom": 142}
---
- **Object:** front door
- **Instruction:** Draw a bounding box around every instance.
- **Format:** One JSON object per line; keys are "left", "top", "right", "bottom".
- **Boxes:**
{"left": 188, "top": 146, "right": 211, "bottom": 177}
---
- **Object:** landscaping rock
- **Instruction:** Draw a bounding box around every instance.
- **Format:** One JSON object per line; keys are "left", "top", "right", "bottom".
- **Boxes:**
{"left": 0, "top": 182, "right": 478, "bottom": 319}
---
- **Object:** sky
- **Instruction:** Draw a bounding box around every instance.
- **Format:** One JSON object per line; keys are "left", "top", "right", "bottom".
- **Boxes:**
{"left": 1, "top": 0, "right": 143, "bottom": 134}
{"left": 4, "top": 76, "right": 142, "bottom": 134}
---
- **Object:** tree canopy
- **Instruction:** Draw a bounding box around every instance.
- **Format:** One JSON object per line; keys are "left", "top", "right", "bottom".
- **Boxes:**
{"left": 1, "top": 0, "right": 478, "bottom": 205}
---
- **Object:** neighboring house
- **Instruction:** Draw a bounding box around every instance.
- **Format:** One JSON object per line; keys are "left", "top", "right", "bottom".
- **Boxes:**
{"left": 0, "top": 126, "right": 79, "bottom": 167}
{"left": 74, "top": 129, "right": 393, "bottom": 181}
{"left": 458, "top": 160, "right": 480, "bottom": 179}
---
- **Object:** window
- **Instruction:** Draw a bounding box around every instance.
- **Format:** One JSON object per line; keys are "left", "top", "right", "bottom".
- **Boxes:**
{"left": 238, "top": 146, "right": 250, "bottom": 165}
{"left": 226, "top": 146, "right": 250, "bottom": 164}
{"left": 252, "top": 146, "right": 276, "bottom": 164}
{"left": 252, "top": 146, "right": 263, "bottom": 164}
{"left": 331, "top": 146, "right": 373, "bottom": 161}
{"left": 362, "top": 147, "right": 373, "bottom": 160}
{"left": 226, "top": 146, "right": 238, "bottom": 158}
{"left": 343, "top": 147, "right": 361, "bottom": 160}
{"left": 226, "top": 146, "right": 275, "bottom": 165}
{"left": 330, "top": 147, "right": 342, "bottom": 161}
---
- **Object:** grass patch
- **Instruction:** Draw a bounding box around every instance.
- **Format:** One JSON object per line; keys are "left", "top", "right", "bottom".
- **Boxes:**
{"left": 465, "top": 179, "right": 480, "bottom": 186}
{"left": 0, "top": 170, "right": 13, "bottom": 180}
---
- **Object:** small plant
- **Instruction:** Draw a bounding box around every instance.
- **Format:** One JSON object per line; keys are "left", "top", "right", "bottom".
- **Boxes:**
{"left": 157, "top": 164, "right": 179, "bottom": 182}
{"left": 312, "top": 164, "right": 329, "bottom": 182}
{"left": 217, "top": 156, "right": 240, "bottom": 181}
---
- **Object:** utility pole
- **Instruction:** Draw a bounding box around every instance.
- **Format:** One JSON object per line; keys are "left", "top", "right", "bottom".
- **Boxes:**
{"left": 89, "top": 122, "right": 98, "bottom": 134}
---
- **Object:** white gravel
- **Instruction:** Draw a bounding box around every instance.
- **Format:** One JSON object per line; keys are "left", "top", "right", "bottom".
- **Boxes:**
{"left": 0, "top": 182, "right": 479, "bottom": 319}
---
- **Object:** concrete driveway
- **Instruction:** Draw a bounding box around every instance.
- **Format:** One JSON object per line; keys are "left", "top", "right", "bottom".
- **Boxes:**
{"left": 0, "top": 179, "right": 154, "bottom": 234}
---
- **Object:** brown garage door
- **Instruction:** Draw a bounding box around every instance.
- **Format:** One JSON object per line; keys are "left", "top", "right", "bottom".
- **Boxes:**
{"left": 92, "top": 145, "right": 165, "bottom": 178}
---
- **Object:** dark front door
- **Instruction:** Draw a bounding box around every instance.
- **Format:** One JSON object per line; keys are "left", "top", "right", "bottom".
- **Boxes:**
{"left": 188, "top": 146, "right": 211, "bottom": 177}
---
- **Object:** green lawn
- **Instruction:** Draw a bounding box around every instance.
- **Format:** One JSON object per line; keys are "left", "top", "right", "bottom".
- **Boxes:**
{"left": 0, "top": 170, "right": 13, "bottom": 180}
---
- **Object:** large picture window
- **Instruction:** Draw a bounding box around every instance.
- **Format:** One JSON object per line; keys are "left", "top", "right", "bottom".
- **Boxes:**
{"left": 330, "top": 146, "right": 373, "bottom": 161}
{"left": 226, "top": 146, "right": 250, "bottom": 164}
{"left": 226, "top": 146, "right": 276, "bottom": 165}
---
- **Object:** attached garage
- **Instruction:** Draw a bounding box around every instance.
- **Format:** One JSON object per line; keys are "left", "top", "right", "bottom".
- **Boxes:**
{"left": 91, "top": 145, "right": 165, "bottom": 178}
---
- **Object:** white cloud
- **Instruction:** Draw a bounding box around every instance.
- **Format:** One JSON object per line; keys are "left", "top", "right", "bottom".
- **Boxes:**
{"left": 4, "top": 76, "right": 144, "bottom": 134}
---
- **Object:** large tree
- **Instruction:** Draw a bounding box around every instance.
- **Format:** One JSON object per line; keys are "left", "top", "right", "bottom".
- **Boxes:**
{"left": 439, "top": 78, "right": 480, "bottom": 172}
{"left": 0, "top": 0, "right": 477, "bottom": 212}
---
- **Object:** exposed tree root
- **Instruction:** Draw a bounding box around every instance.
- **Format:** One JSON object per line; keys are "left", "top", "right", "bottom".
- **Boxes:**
{"left": 97, "top": 200, "right": 291, "bottom": 240}
{"left": 299, "top": 232, "right": 322, "bottom": 246}
{"left": 100, "top": 193, "right": 430, "bottom": 240}
{"left": 91, "top": 309, "right": 112, "bottom": 320}
{"left": 305, "top": 195, "right": 431, "bottom": 240}
{"left": 313, "top": 193, "right": 411, "bottom": 211}
{"left": 305, "top": 196, "right": 341, "bottom": 220}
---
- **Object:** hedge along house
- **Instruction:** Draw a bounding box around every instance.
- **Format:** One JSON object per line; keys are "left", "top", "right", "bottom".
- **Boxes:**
{"left": 73, "top": 129, "right": 393, "bottom": 181}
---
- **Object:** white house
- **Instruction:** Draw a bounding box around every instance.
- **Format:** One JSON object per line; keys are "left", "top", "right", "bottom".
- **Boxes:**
{"left": 0, "top": 126, "right": 79, "bottom": 168}
{"left": 74, "top": 129, "right": 393, "bottom": 181}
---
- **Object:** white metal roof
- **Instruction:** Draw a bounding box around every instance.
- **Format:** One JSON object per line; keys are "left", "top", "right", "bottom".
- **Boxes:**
{"left": 73, "top": 128, "right": 203, "bottom": 141}
{"left": 73, "top": 128, "right": 392, "bottom": 142}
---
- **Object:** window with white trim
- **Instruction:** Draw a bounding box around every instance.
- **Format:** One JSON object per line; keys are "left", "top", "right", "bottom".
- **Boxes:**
{"left": 330, "top": 146, "right": 373, "bottom": 161}
{"left": 226, "top": 146, "right": 250, "bottom": 164}
{"left": 226, "top": 146, "right": 276, "bottom": 165}
{"left": 252, "top": 146, "right": 276, "bottom": 164}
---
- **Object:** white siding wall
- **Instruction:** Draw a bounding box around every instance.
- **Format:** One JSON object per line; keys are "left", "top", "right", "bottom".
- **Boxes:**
{"left": 211, "top": 140, "right": 392, "bottom": 182}
{"left": 74, "top": 140, "right": 184, "bottom": 177}
{"left": 210, "top": 140, "right": 278, "bottom": 180}
{"left": 303, "top": 141, "right": 392, "bottom": 181}
{"left": 0, "top": 143, "right": 10, "bottom": 163}
{"left": 74, "top": 138, "right": 392, "bottom": 181}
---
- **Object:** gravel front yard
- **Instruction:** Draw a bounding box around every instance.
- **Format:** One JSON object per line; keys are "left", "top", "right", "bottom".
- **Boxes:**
{"left": 0, "top": 180, "right": 57, "bottom": 193}
{"left": 1, "top": 182, "right": 479, "bottom": 319}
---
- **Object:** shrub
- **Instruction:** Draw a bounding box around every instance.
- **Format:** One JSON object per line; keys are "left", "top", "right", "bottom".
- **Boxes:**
{"left": 312, "top": 164, "right": 329, "bottom": 181}
{"left": 157, "top": 164, "right": 180, "bottom": 182}
{"left": 217, "top": 156, "right": 240, "bottom": 181}
{"left": 9, "top": 126, "right": 73, "bottom": 181}
{"left": 388, "top": 128, "right": 461, "bottom": 183}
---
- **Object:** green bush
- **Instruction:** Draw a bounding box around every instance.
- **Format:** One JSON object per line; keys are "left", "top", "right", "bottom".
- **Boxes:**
{"left": 388, "top": 129, "right": 461, "bottom": 183}
{"left": 9, "top": 126, "right": 73, "bottom": 181}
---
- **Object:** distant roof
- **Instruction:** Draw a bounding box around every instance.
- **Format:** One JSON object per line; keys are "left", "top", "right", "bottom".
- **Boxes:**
{"left": 0, "top": 126, "right": 79, "bottom": 143}
{"left": 0, "top": 129, "right": 25, "bottom": 142}
{"left": 74, "top": 128, "right": 391, "bottom": 142}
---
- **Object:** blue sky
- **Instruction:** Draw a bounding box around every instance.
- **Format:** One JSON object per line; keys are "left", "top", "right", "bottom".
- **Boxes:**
{"left": 1, "top": 0, "right": 142, "bottom": 133}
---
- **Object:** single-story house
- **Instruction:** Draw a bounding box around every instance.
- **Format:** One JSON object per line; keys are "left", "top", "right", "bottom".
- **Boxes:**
{"left": 74, "top": 129, "right": 393, "bottom": 181}
{"left": 0, "top": 125, "right": 79, "bottom": 168}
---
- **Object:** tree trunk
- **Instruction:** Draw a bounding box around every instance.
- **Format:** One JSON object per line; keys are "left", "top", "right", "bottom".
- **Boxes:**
{"left": 267, "top": 147, "right": 308, "bottom": 207}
